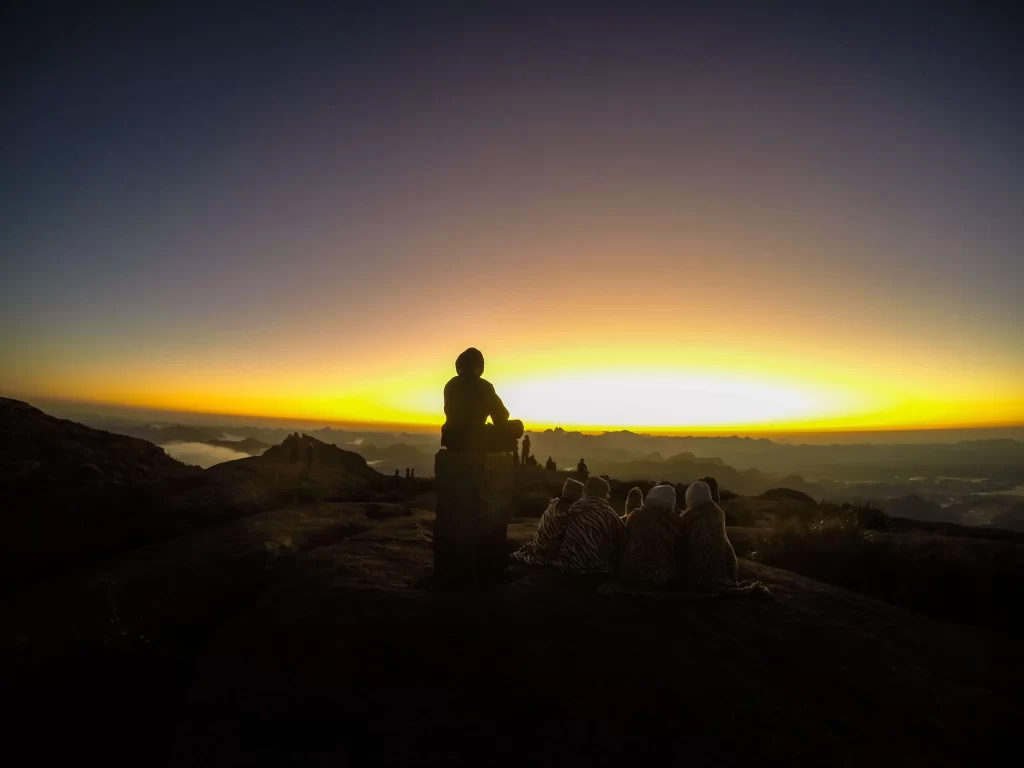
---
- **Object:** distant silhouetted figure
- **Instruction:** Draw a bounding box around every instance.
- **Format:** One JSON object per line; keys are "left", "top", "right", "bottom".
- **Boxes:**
{"left": 576, "top": 458, "right": 589, "bottom": 480}
{"left": 405, "top": 467, "right": 411, "bottom": 479}
{"left": 410, "top": 468, "right": 415, "bottom": 479}
{"left": 526, "top": 454, "right": 538, "bottom": 467}
{"left": 441, "top": 347, "right": 524, "bottom": 452}
{"left": 544, "top": 456, "right": 556, "bottom": 471}
{"left": 521, "top": 434, "right": 531, "bottom": 465}
{"left": 305, "top": 441, "right": 313, "bottom": 469}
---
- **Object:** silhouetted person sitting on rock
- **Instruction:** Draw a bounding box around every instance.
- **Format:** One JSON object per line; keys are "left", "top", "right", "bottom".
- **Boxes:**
{"left": 544, "top": 456, "right": 556, "bottom": 471}
{"left": 441, "top": 347, "right": 524, "bottom": 452}
{"left": 510, "top": 478, "right": 585, "bottom": 566}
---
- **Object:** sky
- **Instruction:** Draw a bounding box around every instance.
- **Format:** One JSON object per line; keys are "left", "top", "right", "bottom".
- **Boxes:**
{"left": 2, "top": 1, "right": 1023, "bottom": 434}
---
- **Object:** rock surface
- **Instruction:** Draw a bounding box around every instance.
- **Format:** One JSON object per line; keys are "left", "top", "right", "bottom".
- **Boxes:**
{"left": 0, "top": 399, "right": 387, "bottom": 587}
{"left": 3, "top": 503, "right": 1019, "bottom": 766}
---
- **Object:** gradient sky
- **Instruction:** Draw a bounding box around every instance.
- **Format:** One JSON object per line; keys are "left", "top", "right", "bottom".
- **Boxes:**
{"left": 3, "top": 1, "right": 1023, "bottom": 432}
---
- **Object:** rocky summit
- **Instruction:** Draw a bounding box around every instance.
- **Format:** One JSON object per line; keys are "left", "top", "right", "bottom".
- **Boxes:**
{"left": 1, "top": 401, "right": 1020, "bottom": 766}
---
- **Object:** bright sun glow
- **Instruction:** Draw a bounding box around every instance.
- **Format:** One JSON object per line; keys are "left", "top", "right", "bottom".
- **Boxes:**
{"left": 496, "top": 371, "right": 860, "bottom": 430}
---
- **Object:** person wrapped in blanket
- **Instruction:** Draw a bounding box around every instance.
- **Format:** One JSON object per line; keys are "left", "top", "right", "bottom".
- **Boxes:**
{"left": 510, "top": 478, "right": 585, "bottom": 566}
{"left": 676, "top": 480, "right": 740, "bottom": 589}
{"left": 619, "top": 484, "right": 683, "bottom": 588}
{"left": 555, "top": 476, "right": 627, "bottom": 575}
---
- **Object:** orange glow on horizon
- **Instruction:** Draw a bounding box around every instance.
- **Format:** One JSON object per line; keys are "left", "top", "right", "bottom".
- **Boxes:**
{"left": 9, "top": 357, "right": 1023, "bottom": 435}
{"left": 4, "top": 242, "right": 1022, "bottom": 435}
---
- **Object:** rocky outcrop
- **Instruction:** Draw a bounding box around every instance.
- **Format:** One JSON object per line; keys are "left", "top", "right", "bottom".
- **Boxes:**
{"left": 433, "top": 449, "right": 515, "bottom": 584}
{"left": 4, "top": 504, "right": 1018, "bottom": 765}
{"left": 0, "top": 401, "right": 387, "bottom": 589}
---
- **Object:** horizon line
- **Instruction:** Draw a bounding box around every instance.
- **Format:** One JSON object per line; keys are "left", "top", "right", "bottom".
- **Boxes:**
{"left": 16, "top": 395, "right": 1024, "bottom": 438}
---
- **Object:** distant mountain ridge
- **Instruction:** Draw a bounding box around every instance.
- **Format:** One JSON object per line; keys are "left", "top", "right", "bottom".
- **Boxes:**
{"left": 34, "top": 403, "right": 1024, "bottom": 525}
{"left": 0, "top": 399, "right": 386, "bottom": 589}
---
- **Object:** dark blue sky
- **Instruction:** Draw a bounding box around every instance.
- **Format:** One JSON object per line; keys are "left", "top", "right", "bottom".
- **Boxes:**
{"left": 2, "top": 1, "right": 1022, "bottom": 428}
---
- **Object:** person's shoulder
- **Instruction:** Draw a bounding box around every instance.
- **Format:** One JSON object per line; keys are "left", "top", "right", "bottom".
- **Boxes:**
{"left": 597, "top": 499, "right": 624, "bottom": 522}
{"left": 477, "top": 377, "right": 497, "bottom": 392}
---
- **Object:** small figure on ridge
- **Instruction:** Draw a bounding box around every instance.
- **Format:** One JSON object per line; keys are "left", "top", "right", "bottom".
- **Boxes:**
{"left": 576, "top": 457, "right": 589, "bottom": 481}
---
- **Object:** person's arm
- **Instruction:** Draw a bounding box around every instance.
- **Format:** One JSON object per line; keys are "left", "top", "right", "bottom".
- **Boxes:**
{"left": 716, "top": 506, "right": 739, "bottom": 582}
{"left": 443, "top": 379, "right": 454, "bottom": 419}
{"left": 487, "top": 382, "right": 510, "bottom": 423}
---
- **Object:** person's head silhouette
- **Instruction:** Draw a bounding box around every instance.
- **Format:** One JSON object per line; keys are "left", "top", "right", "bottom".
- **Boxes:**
{"left": 455, "top": 347, "right": 485, "bottom": 377}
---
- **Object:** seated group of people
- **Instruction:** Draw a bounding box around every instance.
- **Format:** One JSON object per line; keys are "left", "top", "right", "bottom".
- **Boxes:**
{"left": 438, "top": 347, "right": 743, "bottom": 591}
{"left": 512, "top": 475, "right": 740, "bottom": 591}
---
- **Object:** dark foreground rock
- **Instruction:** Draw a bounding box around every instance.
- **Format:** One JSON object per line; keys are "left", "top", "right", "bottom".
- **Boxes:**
{"left": 2, "top": 504, "right": 1019, "bottom": 766}
{"left": 0, "top": 399, "right": 388, "bottom": 588}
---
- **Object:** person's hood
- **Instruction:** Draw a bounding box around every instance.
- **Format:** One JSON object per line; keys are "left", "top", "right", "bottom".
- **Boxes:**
{"left": 645, "top": 484, "right": 677, "bottom": 511}
{"left": 455, "top": 347, "right": 484, "bottom": 376}
{"left": 561, "top": 478, "right": 584, "bottom": 503}
{"left": 625, "top": 487, "right": 644, "bottom": 514}
{"left": 583, "top": 475, "right": 611, "bottom": 499}
{"left": 685, "top": 481, "right": 714, "bottom": 511}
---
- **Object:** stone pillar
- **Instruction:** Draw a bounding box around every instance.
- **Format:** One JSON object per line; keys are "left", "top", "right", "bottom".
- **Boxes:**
{"left": 433, "top": 449, "right": 516, "bottom": 585}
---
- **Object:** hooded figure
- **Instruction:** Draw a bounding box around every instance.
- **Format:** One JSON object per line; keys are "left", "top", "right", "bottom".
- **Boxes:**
{"left": 619, "top": 484, "right": 683, "bottom": 588}
{"left": 510, "top": 478, "right": 585, "bottom": 566}
{"left": 677, "top": 480, "right": 739, "bottom": 589}
{"left": 697, "top": 476, "right": 721, "bottom": 504}
{"left": 441, "top": 347, "right": 524, "bottom": 451}
{"left": 555, "top": 476, "right": 626, "bottom": 575}
{"left": 623, "top": 487, "right": 644, "bottom": 519}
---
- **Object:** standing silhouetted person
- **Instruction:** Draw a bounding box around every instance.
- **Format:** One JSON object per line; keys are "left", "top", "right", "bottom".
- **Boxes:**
{"left": 441, "top": 347, "right": 524, "bottom": 452}
{"left": 405, "top": 467, "right": 411, "bottom": 479}
{"left": 521, "top": 434, "right": 531, "bottom": 465}
{"left": 410, "top": 468, "right": 415, "bottom": 480}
